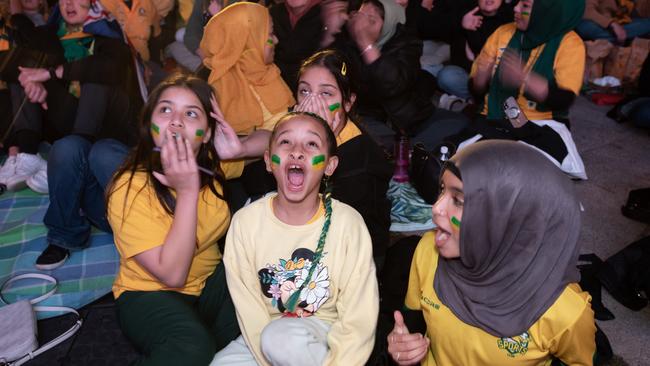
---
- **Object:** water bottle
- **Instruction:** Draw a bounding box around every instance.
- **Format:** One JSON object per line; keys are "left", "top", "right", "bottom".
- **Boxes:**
{"left": 392, "top": 136, "right": 410, "bottom": 183}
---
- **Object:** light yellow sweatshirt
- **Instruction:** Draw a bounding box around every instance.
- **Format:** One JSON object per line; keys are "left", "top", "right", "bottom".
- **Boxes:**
{"left": 224, "top": 194, "right": 379, "bottom": 366}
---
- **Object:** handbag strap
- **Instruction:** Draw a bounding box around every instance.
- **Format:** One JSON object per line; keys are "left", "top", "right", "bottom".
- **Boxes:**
{"left": 0, "top": 274, "right": 83, "bottom": 366}
{"left": 0, "top": 273, "right": 57, "bottom": 305}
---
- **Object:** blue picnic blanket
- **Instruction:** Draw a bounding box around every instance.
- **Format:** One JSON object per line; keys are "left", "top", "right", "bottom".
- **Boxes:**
{"left": 0, "top": 189, "right": 119, "bottom": 319}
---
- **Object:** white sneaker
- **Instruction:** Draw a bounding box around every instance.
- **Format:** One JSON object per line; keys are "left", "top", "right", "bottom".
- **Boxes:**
{"left": 5, "top": 153, "right": 47, "bottom": 192}
{"left": 27, "top": 167, "right": 48, "bottom": 194}
{"left": 438, "top": 93, "right": 466, "bottom": 111}
{"left": 0, "top": 155, "right": 17, "bottom": 184}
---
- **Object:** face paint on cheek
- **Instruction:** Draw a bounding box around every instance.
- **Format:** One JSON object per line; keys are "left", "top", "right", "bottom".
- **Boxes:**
{"left": 271, "top": 154, "right": 281, "bottom": 170}
{"left": 451, "top": 216, "right": 461, "bottom": 230}
{"left": 328, "top": 103, "right": 341, "bottom": 112}
{"left": 521, "top": 11, "right": 530, "bottom": 17}
{"left": 267, "top": 38, "right": 274, "bottom": 46}
{"left": 151, "top": 123, "right": 160, "bottom": 137}
{"left": 312, "top": 154, "right": 325, "bottom": 170}
{"left": 195, "top": 128, "right": 205, "bottom": 142}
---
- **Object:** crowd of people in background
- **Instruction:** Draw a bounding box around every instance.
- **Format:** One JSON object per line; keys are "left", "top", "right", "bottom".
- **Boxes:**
{"left": 0, "top": 0, "right": 648, "bottom": 364}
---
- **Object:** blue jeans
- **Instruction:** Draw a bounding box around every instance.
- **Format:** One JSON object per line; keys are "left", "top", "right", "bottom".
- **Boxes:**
{"left": 576, "top": 18, "right": 650, "bottom": 42}
{"left": 437, "top": 65, "right": 471, "bottom": 99}
{"left": 44, "top": 136, "right": 129, "bottom": 249}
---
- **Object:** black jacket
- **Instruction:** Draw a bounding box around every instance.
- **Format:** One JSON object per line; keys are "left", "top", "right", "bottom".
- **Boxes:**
{"left": 334, "top": 25, "right": 436, "bottom": 133}
{"left": 270, "top": 4, "right": 323, "bottom": 91}
{"left": 332, "top": 132, "right": 392, "bottom": 262}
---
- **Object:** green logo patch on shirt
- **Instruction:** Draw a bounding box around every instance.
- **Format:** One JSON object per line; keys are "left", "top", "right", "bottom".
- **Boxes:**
{"left": 497, "top": 332, "right": 529, "bottom": 357}
{"left": 421, "top": 295, "right": 441, "bottom": 310}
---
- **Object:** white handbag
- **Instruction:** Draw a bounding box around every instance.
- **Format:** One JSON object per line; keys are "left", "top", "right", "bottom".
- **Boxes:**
{"left": 0, "top": 273, "right": 82, "bottom": 366}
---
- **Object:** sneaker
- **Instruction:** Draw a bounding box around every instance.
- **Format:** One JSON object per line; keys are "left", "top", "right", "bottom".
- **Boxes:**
{"left": 35, "top": 244, "right": 70, "bottom": 270}
{"left": 388, "top": 180, "right": 436, "bottom": 232}
{"left": 4, "top": 153, "right": 47, "bottom": 192}
{"left": 27, "top": 167, "right": 48, "bottom": 194}
{"left": 0, "top": 155, "right": 17, "bottom": 184}
{"left": 438, "top": 93, "right": 466, "bottom": 111}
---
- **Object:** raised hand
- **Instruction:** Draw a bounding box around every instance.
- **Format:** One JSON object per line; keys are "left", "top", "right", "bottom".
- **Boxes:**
{"left": 387, "top": 311, "right": 429, "bottom": 365}
{"left": 293, "top": 94, "right": 343, "bottom": 134}
{"left": 153, "top": 129, "right": 200, "bottom": 195}
{"left": 210, "top": 94, "right": 246, "bottom": 160}
{"left": 421, "top": 0, "right": 434, "bottom": 11}
{"left": 499, "top": 48, "right": 526, "bottom": 89}
{"left": 462, "top": 6, "right": 483, "bottom": 31}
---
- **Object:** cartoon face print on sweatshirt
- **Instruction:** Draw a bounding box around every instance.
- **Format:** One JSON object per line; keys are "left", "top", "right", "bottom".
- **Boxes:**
{"left": 258, "top": 248, "right": 330, "bottom": 317}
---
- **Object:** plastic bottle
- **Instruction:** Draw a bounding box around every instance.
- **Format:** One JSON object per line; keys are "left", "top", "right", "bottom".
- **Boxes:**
{"left": 392, "top": 136, "right": 410, "bottom": 183}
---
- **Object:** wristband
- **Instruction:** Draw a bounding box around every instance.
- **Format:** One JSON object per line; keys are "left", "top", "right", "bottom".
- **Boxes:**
{"left": 360, "top": 44, "right": 374, "bottom": 55}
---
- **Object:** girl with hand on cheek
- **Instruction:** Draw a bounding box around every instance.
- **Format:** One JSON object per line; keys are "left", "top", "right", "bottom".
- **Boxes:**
{"left": 293, "top": 49, "right": 392, "bottom": 270}
{"left": 107, "top": 74, "right": 252, "bottom": 366}
{"left": 387, "top": 140, "right": 596, "bottom": 366}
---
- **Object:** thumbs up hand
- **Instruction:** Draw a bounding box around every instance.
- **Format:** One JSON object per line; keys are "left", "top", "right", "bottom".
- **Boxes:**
{"left": 387, "top": 311, "right": 430, "bottom": 365}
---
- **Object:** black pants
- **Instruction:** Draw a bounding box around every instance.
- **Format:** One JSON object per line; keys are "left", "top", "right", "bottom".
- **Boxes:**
{"left": 9, "top": 80, "right": 130, "bottom": 153}
{"left": 450, "top": 116, "right": 569, "bottom": 163}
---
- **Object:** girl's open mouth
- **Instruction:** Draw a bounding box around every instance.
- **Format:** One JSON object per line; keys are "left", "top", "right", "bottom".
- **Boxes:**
{"left": 287, "top": 164, "right": 305, "bottom": 190}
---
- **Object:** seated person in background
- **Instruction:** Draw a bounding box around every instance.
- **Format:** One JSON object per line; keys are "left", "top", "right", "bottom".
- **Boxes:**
{"left": 338, "top": 0, "right": 468, "bottom": 152}
{"left": 436, "top": 0, "right": 513, "bottom": 101}
{"left": 9, "top": 0, "right": 48, "bottom": 26}
{"left": 167, "top": 0, "right": 223, "bottom": 72}
{"left": 200, "top": 2, "right": 295, "bottom": 134}
{"left": 270, "top": 0, "right": 323, "bottom": 91}
{"left": 577, "top": 0, "right": 650, "bottom": 44}
{"left": 387, "top": 140, "right": 596, "bottom": 366}
{"left": 212, "top": 112, "right": 379, "bottom": 365}
{"left": 107, "top": 73, "right": 270, "bottom": 365}
{"left": 466, "top": 0, "right": 587, "bottom": 178}
{"left": 0, "top": 0, "right": 135, "bottom": 193}
{"left": 99, "top": 0, "right": 174, "bottom": 62}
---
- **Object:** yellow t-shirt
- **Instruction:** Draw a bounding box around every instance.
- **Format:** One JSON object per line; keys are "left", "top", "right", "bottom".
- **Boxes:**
{"left": 470, "top": 23, "right": 585, "bottom": 121}
{"left": 405, "top": 232, "right": 596, "bottom": 366}
{"left": 336, "top": 120, "right": 362, "bottom": 146}
{"left": 109, "top": 161, "right": 243, "bottom": 299}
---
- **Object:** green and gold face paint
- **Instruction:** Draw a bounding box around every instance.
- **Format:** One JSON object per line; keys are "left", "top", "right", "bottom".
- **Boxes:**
{"left": 328, "top": 102, "right": 341, "bottom": 112}
{"left": 312, "top": 154, "right": 325, "bottom": 170}
{"left": 151, "top": 123, "right": 161, "bottom": 137}
{"left": 271, "top": 154, "right": 281, "bottom": 169}
{"left": 266, "top": 38, "right": 274, "bottom": 46}
{"left": 451, "top": 216, "right": 461, "bottom": 229}
{"left": 195, "top": 128, "right": 205, "bottom": 142}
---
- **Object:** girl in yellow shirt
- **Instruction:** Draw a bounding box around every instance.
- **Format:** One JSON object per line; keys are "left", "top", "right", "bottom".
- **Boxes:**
{"left": 387, "top": 140, "right": 596, "bottom": 366}
{"left": 106, "top": 73, "right": 268, "bottom": 365}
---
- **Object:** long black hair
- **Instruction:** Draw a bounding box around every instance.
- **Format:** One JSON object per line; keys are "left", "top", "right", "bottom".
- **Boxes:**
{"left": 107, "top": 73, "right": 227, "bottom": 219}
